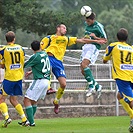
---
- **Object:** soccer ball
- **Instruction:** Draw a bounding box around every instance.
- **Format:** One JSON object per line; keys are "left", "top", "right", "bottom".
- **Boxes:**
{"left": 80, "top": 6, "right": 92, "bottom": 17}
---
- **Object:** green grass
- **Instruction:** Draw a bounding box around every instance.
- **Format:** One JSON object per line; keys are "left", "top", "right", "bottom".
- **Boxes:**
{"left": 0, "top": 116, "right": 130, "bottom": 133}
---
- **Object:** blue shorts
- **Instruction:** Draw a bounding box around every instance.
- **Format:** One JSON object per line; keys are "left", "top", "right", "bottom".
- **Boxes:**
{"left": 0, "top": 79, "right": 23, "bottom": 96}
{"left": 48, "top": 56, "right": 66, "bottom": 79}
{"left": 116, "top": 79, "right": 133, "bottom": 103}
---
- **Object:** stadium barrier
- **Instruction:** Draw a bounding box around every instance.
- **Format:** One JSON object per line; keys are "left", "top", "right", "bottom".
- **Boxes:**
{"left": 0, "top": 49, "right": 122, "bottom": 118}
{"left": 23, "top": 79, "right": 120, "bottom": 116}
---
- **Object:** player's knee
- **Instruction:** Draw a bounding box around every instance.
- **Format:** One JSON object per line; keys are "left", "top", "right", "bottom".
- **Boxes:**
{"left": 23, "top": 97, "right": 28, "bottom": 104}
{"left": 60, "top": 83, "right": 66, "bottom": 89}
{"left": 9, "top": 97, "right": 18, "bottom": 107}
{"left": 117, "top": 92, "right": 122, "bottom": 100}
{"left": 129, "top": 101, "right": 133, "bottom": 108}
{"left": 81, "top": 59, "right": 90, "bottom": 68}
{"left": 81, "top": 62, "right": 87, "bottom": 68}
{"left": 0, "top": 96, "right": 6, "bottom": 103}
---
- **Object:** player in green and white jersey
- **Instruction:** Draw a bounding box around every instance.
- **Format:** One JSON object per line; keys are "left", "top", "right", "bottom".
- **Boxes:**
{"left": 80, "top": 12, "right": 107, "bottom": 98}
{"left": 22, "top": 40, "right": 50, "bottom": 126}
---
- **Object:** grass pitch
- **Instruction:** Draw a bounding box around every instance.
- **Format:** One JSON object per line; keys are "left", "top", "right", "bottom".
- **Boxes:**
{"left": 0, "top": 116, "right": 130, "bottom": 133}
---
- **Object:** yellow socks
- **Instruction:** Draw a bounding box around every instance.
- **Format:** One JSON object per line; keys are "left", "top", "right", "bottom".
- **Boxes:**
{"left": 47, "top": 80, "right": 51, "bottom": 90}
{"left": 0, "top": 102, "right": 27, "bottom": 122}
{"left": 119, "top": 99, "right": 133, "bottom": 119}
{"left": 54, "top": 87, "right": 64, "bottom": 104}
{"left": 0, "top": 102, "right": 9, "bottom": 120}
{"left": 15, "top": 104, "right": 27, "bottom": 122}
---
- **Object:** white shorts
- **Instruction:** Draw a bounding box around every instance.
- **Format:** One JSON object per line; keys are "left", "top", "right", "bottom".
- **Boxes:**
{"left": 25, "top": 79, "right": 49, "bottom": 102}
{"left": 80, "top": 44, "right": 99, "bottom": 64}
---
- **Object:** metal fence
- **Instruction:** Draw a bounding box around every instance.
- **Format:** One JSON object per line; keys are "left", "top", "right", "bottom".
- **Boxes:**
{"left": 0, "top": 49, "right": 120, "bottom": 116}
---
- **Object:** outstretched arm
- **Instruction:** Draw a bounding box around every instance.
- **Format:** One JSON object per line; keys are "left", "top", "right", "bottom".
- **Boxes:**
{"left": 76, "top": 38, "right": 106, "bottom": 45}
{"left": 89, "top": 33, "right": 107, "bottom": 44}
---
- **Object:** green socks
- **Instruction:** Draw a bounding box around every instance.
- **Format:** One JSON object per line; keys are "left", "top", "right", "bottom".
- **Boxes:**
{"left": 84, "top": 67, "right": 100, "bottom": 90}
{"left": 25, "top": 106, "right": 34, "bottom": 124}
{"left": 32, "top": 105, "right": 37, "bottom": 116}
{"left": 84, "top": 67, "right": 94, "bottom": 88}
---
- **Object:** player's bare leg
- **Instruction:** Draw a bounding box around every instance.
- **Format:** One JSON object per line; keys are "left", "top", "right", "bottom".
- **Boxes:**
{"left": 53, "top": 77, "right": 66, "bottom": 114}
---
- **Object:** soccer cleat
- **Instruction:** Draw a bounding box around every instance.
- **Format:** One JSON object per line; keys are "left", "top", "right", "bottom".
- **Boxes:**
{"left": 18, "top": 120, "right": 30, "bottom": 127}
{"left": 53, "top": 101, "right": 59, "bottom": 114}
{"left": 129, "top": 119, "right": 133, "bottom": 132}
{"left": 30, "top": 123, "right": 35, "bottom": 127}
{"left": 47, "top": 88, "right": 56, "bottom": 95}
{"left": 86, "top": 87, "right": 95, "bottom": 97}
{"left": 2, "top": 118, "right": 12, "bottom": 128}
{"left": 97, "top": 85, "right": 102, "bottom": 99}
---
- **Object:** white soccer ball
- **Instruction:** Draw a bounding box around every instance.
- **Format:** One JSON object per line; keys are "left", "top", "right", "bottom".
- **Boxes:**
{"left": 80, "top": 6, "right": 92, "bottom": 17}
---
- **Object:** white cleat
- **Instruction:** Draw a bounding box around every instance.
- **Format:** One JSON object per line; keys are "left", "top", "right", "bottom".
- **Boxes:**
{"left": 97, "top": 85, "right": 102, "bottom": 99}
{"left": 86, "top": 88, "right": 95, "bottom": 97}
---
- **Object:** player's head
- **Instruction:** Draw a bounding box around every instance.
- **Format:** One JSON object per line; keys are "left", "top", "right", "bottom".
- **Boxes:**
{"left": 117, "top": 28, "right": 128, "bottom": 42}
{"left": 5, "top": 31, "right": 15, "bottom": 43}
{"left": 56, "top": 23, "right": 67, "bottom": 36}
{"left": 85, "top": 12, "right": 96, "bottom": 26}
{"left": 31, "top": 40, "right": 40, "bottom": 51}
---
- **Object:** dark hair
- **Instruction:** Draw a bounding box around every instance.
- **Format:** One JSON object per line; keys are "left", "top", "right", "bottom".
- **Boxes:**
{"left": 117, "top": 28, "right": 128, "bottom": 41}
{"left": 31, "top": 40, "right": 40, "bottom": 51}
{"left": 5, "top": 31, "right": 15, "bottom": 42}
{"left": 86, "top": 12, "right": 96, "bottom": 20}
{"left": 56, "top": 23, "right": 65, "bottom": 28}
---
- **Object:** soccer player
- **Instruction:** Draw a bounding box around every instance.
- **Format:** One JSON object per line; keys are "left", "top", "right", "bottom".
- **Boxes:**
{"left": 0, "top": 31, "right": 29, "bottom": 127}
{"left": 40, "top": 23, "right": 106, "bottom": 114}
{"left": 103, "top": 28, "right": 133, "bottom": 132}
{"left": 21, "top": 40, "right": 50, "bottom": 126}
{"left": 80, "top": 12, "right": 107, "bottom": 98}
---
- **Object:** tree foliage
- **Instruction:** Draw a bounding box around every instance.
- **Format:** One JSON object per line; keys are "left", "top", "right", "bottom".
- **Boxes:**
{"left": 0, "top": 0, "right": 133, "bottom": 48}
{"left": 0, "top": 0, "right": 81, "bottom": 36}
{"left": 98, "top": 4, "right": 133, "bottom": 48}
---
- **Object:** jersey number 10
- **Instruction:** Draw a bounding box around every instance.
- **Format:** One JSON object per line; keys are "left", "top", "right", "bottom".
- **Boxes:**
{"left": 10, "top": 52, "right": 20, "bottom": 64}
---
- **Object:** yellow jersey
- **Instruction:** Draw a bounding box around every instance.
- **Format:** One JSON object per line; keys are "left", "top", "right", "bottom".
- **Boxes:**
{"left": 0, "top": 43, "right": 25, "bottom": 81}
{"left": 103, "top": 42, "right": 133, "bottom": 82}
{"left": 40, "top": 35, "right": 77, "bottom": 61}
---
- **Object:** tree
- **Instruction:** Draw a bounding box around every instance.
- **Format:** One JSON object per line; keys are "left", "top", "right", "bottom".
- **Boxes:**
{"left": 98, "top": 4, "right": 133, "bottom": 49}
{"left": 1, "top": 0, "right": 133, "bottom": 49}
{"left": 0, "top": 0, "right": 81, "bottom": 35}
